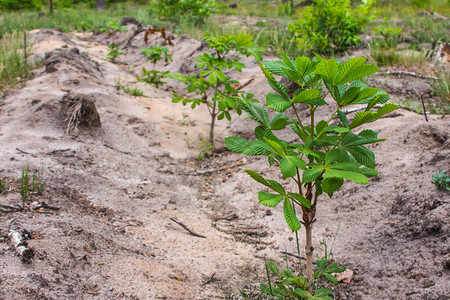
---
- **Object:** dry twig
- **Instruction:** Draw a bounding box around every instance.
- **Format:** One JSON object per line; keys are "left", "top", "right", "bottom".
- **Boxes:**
{"left": 170, "top": 217, "right": 206, "bottom": 238}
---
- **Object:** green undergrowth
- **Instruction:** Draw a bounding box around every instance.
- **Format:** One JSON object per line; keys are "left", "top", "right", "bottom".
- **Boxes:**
{"left": 0, "top": 30, "right": 40, "bottom": 93}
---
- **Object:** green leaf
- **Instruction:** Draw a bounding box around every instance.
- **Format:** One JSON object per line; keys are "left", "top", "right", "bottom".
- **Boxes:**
{"left": 324, "top": 169, "right": 369, "bottom": 184}
{"left": 258, "top": 191, "right": 284, "bottom": 207}
{"left": 292, "top": 89, "right": 321, "bottom": 104}
{"left": 342, "top": 145, "right": 376, "bottom": 168}
{"left": 245, "top": 169, "right": 270, "bottom": 187}
{"left": 316, "top": 59, "right": 339, "bottom": 86}
{"left": 266, "top": 260, "right": 281, "bottom": 277}
{"left": 270, "top": 113, "right": 288, "bottom": 130}
{"left": 283, "top": 197, "right": 301, "bottom": 232}
{"left": 258, "top": 61, "right": 289, "bottom": 99}
{"left": 208, "top": 72, "right": 217, "bottom": 84}
{"left": 302, "top": 166, "right": 324, "bottom": 183}
{"left": 288, "top": 193, "right": 311, "bottom": 208}
{"left": 322, "top": 177, "right": 344, "bottom": 197}
{"left": 280, "top": 157, "right": 297, "bottom": 179}
{"left": 266, "top": 93, "right": 291, "bottom": 112}
{"left": 337, "top": 57, "right": 367, "bottom": 85}
{"left": 338, "top": 110, "right": 349, "bottom": 127}
{"left": 264, "top": 138, "right": 284, "bottom": 155}
{"left": 267, "top": 179, "right": 286, "bottom": 194}
{"left": 338, "top": 64, "right": 379, "bottom": 85}
{"left": 225, "top": 136, "right": 250, "bottom": 154}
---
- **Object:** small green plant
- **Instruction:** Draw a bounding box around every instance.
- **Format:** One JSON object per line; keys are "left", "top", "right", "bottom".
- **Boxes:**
{"left": 141, "top": 46, "right": 172, "bottom": 65}
{"left": 0, "top": 177, "right": 6, "bottom": 194}
{"left": 226, "top": 52, "right": 398, "bottom": 293}
{"left": 244, "top": 258, "right": 345, "bottom": 299}
{"left": 107, "top": 43, "right": 123, "bottom": 63}
{"left": 20, "top": 165, "right": 30, "bottom": 201}
{"left": 373, "top": 24, "right": 402, "bottom": 48}
{"left": 171, "top": 31, "right": 264, "bottom": 147}
{"left": 136, "top": 67, "right": 170, "bottom": 88}
{"left": 289, "top": 0, "right": 376, "bottom": 54}
{"left": 432, "top": 171, "right": 450, "bottom": 191}
{"left": 123, "top": 86, "right": 144, "bottom": 96}
{"left": 32, "top": 166, "right": 45, "bottom": 196}
{"left": 196, "top": 139, "right": 214, "bottom": 160}
{"left": 99, "top": 20, "right": 127, "bottom": 34}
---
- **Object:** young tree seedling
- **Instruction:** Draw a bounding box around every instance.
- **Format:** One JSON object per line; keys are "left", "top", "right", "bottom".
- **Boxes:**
{"left": 226, "top": 52, "right": 399, "bottom": 296}
{"left": 171, "top": 31, "right": 264, "bottom": 147}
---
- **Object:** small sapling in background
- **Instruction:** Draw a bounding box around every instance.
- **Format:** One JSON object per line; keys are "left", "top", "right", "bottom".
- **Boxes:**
{"left": 107, "top": 44, "right": 123, "bottom": 63}
{"left": 171, "top": 31, "right": 264, "bottom": 147}
{"left": 226, "top": 52, "right": 398, "bottom": 296}
{"left": 137, "top": 28, "right": 174, "bottom": 88}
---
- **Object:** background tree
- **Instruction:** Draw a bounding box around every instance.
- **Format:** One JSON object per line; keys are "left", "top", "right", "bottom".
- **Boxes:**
{"left": 96, "top": 0, "right": 107, "bottom": 10}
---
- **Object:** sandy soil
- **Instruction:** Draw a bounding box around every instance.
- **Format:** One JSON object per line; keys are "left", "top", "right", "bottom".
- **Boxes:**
{"left": 0, "top": 27, "right": 448, "bottom": 300}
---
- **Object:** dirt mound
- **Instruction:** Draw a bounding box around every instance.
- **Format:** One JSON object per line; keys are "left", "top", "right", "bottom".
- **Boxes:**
{"left": 0, "top": 28, "right": 448, "bottom": 299}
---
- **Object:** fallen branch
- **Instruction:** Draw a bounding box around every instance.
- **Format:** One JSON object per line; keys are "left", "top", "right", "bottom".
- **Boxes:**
{"left": 0, "top": 204, "right": 24, "bottom": 213}
{"left": 421, "top": 95, "right": 429, "bottom": 122}
{"left": 381, "top": 71, "right": 439, "bottom": 81}
{"left": 180, "top": 162, "right": 244, "bottom": 176}
{"left": 46, "top": 148, "right": 71, "bottom": 155}
{"left": 16, "top": 148, "right": 33, "bottom": 155}
{"left": 103, "top": 144, "right": 131, "bottom": 155}
{"left": 170, "top": 217, "right": 206, "bottom": 238}
{"left": 344, "top": 104, "right": 420, "bottom": 114}
{"left": 9, "top": 229, "right": 34, "bottom": 262}
{"left": 280, "top": 250, "right": 306, "bottom": 260}
{"left": 30, "top": 201, "right": 61, "bottom": 211}
{"left": 236, "top": 77, "right": 255, "bottom": 90}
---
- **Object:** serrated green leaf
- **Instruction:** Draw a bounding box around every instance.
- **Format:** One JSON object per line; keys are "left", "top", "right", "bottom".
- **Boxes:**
{"left": 322, "top": 177, "right": 344, "bottom": 197}
{"left": 302, "top": 166, "right": 324, "bottom": 183}
{"left": 258, "top": 191, "right": 284, "bottom": 207}
{"left": 267, "top": 179, "right": 286, "bottom": 194}
{"left": 258, "top": 61, "right": 289, "bottom": 99}
{"left": 336, "top": 57, "right": 367, "bottom": 85}
{"left": 270, "top": 113, "right": 288, "bottom": 130}
{"left": 338, "top": 110, "right": 349, "bottom": 127}
{"left": 316, "top": 59, "right": 339, "bottom": 86}
{"left": 225, "top": 136, "right": 251, "bottom": 154}
{"left": 324, "top": 169, "right": 369, "bottom": 184}
{"left": 280, "top": 157, "right": 297, "bottom": 179}
{"left": 266, "top": 93, "right": 291, "bottom": 112}
{"left": 263, "top": 60, "right": 287, "bottom": 76}
{"left": 339, "top": 86, "right": 361, "bottom": 105}
{"left": 293, "top": 89, "right": 321, "bottom": 104}
{"left": 245, "top": 169, "right": 270, "bottom": 187}
{"left": 342, "top": 145, "right": 375, "bottom": 168}
{"left": 288, "top": 193, "right": 311, "bottom": 208}
{"left": 264, "top": 138, "right": 284, "bottom": 155}
{"left": 283, "top": 197, "right": 301, "bottom": 232}
{"left": 338, "top": 64, "right": 379, "bottom": 85}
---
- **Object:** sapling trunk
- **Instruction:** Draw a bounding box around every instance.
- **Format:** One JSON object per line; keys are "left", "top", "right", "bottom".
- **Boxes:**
{"left": 305, "top": 222, "right": 313, "bottom": 292}
{"left": 209, "top": 102, "right": 217, "bottom": 147}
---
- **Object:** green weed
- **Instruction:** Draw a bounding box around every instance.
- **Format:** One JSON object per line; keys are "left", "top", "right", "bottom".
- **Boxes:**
{"left": 20, "top": 165, "right": 30, "bottom": 201}
{"left": 107, "top": 43, "right": 123, "bottom": 63}
{"left": 432, "top": 171, "right": 450, "bottom": 191}
{"left": 123, "top": 86, "right": 144, "bottom": 96}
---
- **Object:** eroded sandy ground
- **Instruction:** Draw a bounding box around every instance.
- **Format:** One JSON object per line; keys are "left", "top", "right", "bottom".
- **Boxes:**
{"left": 0, "top": 27, "right": 448, "bottom": 299}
